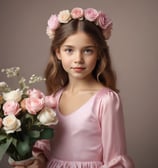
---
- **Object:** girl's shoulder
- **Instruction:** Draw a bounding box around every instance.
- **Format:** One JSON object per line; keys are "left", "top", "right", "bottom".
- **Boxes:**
{"left": 95, "top": 87, "right": 121, "bottom": 108}
{"left": 96, "top": 87, "right": 120, "bottom": 99}
{"left": 94, "top": 87, "right": 122, "bottom": 119}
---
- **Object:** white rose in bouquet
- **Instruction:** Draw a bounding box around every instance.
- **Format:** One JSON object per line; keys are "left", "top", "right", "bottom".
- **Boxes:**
{"left": 3, "top": 89, "right": 22, "bottom": 102}
{"left": 2, "top": 115, "right": 21, "bottom": 134}
{"left": 37, "top": 107, "right": 58, "bottom": 126}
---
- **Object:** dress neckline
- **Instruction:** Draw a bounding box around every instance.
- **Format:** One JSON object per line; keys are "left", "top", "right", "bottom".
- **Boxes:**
{"left": 57, "top": 87, "right": 106, "bottom": 118}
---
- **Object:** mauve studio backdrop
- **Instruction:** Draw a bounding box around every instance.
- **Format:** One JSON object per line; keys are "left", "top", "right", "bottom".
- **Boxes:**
{"left": 0, "top": 0, "right": 158, "bottom": 168}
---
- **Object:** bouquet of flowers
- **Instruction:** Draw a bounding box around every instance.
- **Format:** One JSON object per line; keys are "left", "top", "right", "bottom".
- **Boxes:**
{"left": 0, "top": 67, "right": 58, "bottom": 162}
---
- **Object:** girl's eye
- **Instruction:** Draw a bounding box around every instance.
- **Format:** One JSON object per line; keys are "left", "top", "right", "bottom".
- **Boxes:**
{"left": 64, "top": 48, "right": 73, "bottom": 54}
{"left": 83, "top": 48, "right": 94, "bottom": 55}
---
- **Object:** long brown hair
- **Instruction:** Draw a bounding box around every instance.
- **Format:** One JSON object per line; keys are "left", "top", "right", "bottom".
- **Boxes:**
{"left": 45, "top": 19, "right": 117, "bottom": 94}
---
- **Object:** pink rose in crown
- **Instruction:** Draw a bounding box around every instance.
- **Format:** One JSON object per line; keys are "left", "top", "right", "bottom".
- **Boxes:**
{"left": 46, "top": 27, "right": 55, "bottom": 39}
{"left": 71, "top": 7, "right": 84, "bottom": 19}
{"left": 24, "top": 97, "right": 44, "bottom": 115}
{"left": 48, "top": 14, "right": 60, "bottom": 30}
{"left": 103, "top": 23, "right": 113, "bottom": 40}
{"left": 97, "top": 12, "right": 112, "bottom": 30}
{"left": 58, "top": 10, "right": 71, "bottom": 23}
{"left": 3, "top": 101, "right": 21, "bottom": 116}
{"left": 84, "top": 8, "right": 99, "bottom": 22}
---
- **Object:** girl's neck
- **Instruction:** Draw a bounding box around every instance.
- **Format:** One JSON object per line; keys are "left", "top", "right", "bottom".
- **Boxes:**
{"left": 65, "top": 77, "right": 103, "bottom": 93}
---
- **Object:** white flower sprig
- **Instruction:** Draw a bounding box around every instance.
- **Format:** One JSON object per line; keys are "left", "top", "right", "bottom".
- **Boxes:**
{"left": 29, "top": 74, "right": 46, "bottom": 84}
{"left": 0, "top": 67, "right": 46, "bottom": 94}
{"left": 1, "top": 67, "right": 20, "bottom": 78}
{"left": 0, "top": 82, "right": 10, "bottom": 92}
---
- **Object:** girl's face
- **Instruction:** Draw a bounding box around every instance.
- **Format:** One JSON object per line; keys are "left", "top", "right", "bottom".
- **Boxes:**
{"left": 56, "top": 31, "right": 98, "bottom": 80}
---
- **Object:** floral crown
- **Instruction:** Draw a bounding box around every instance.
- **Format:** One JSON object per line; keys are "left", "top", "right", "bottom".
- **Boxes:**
{"left": 46, "top": 7, "right": 113, "bottom": 40}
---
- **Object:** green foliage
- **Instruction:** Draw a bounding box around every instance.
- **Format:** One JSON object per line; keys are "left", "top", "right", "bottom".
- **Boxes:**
{"left": 0, "top": 137, "right": 12, "bottom": 160}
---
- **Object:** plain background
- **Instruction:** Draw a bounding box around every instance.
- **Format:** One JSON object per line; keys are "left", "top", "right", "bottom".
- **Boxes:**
{"left": 0, "top": 0, "right": 158, "bottom": 168}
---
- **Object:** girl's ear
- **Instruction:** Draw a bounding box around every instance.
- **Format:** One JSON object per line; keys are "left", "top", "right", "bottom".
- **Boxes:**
{"left": 55, "top": 48, "right": 61, "bottom": 60}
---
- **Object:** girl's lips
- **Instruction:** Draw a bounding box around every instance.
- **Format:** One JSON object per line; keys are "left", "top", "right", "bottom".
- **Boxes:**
{"left": 71, "top": 67, "right": 86, "bottom": 72}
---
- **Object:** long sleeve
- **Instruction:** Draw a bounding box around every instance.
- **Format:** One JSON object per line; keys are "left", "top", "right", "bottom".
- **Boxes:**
{"left": 32, "top": 139, "right": 51, "bottom": 160}
{"left": 98, "top": 91, "right": 134, "bottom": 168}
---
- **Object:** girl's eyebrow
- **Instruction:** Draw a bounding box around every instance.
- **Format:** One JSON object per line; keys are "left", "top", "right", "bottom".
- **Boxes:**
{"left": 62, "top": 45, "right": 96, "bottom": 48}
{"left": 62, "top": 45, "right": 74, "bottom": 48}
{"left": 83, "top": 45, "right": 96, "bottom": 48}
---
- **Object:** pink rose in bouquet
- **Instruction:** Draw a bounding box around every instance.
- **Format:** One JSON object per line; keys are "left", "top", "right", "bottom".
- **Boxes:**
{"left": 24, "top": 97, "right": 44, "bottom": 115}
{"left": 44, "top": 95, "right": 56, "bottom": 108}
{"left": 27, "top": 88, "right": 45, "bottom": 99}
{"left": 3, "top": 101, "right": 21, "bottom": 116}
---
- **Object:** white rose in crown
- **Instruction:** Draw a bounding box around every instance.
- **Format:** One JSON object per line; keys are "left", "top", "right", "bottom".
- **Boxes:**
{"left": 37, "top": 107, "right": 58, "bottom": 126}
{"left": 58, "top": 10, "right": 71, "bottom": 23}
{"left": 2, "top": 115, "right": 21, "bottom": 134}
{"left": 3, "top": 89, "right": 22, "bottom": 102}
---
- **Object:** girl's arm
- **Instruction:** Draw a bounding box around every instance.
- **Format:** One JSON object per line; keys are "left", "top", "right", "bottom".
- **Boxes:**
{"left": 99, "top": 91, "right": 134, "bottom": 168}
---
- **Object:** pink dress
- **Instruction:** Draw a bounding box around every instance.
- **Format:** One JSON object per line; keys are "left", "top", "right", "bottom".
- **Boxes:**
{"left": 34, "top": 87, "right": 134, "bottom": 168}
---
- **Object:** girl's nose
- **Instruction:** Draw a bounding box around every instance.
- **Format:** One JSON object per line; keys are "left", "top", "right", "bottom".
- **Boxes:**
{"left": 74, "top": 52, "right": 84, "bottom": 63}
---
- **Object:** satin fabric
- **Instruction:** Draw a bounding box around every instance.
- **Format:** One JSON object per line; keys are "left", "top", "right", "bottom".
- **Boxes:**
{"left": 34, "top": 87, "right": 134, "bottom": 168}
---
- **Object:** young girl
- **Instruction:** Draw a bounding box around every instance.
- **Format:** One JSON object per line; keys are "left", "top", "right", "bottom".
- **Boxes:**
{"left": 12, "top": 7, "right": 134, "bottom": 168}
